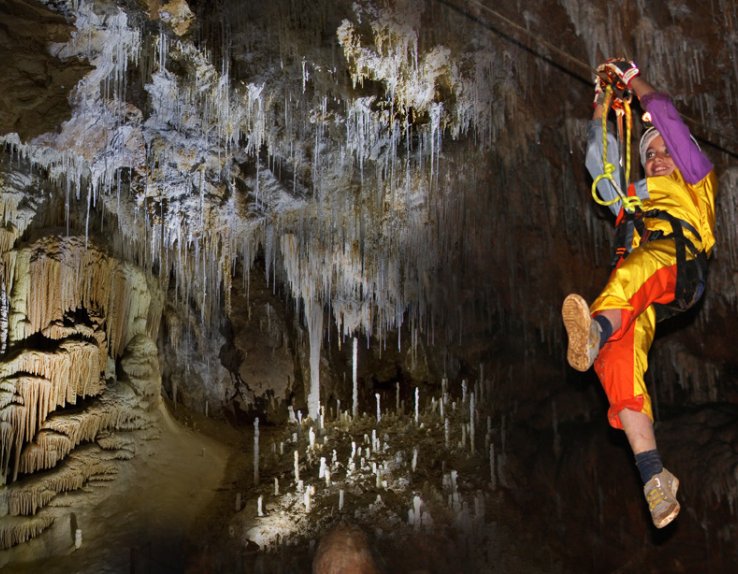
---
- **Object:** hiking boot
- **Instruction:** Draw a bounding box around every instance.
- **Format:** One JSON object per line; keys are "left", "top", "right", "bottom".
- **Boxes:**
{"left": 644, "top": 468, "right": 680, "bottom": 528}
{"left": 562, "top": 294, "right": 600, "bottom": 371}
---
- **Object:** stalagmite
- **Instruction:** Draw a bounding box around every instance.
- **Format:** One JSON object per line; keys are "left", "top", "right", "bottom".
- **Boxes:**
{"left": 306, "top": 301, "right": 323, "bottom": 420}
{"left": 470, "top": 393, "right": 476, "bottom": 453}
{"left": 253, "top": 417, "right": 260, "bottom": 485}
{"left": 352, "top": 337, "right": 358, "bottom": 418}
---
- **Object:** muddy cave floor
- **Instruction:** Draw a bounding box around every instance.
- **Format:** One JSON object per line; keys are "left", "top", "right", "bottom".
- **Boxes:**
{"left": 2, "top": 394, "right": 729, "bottom": 574}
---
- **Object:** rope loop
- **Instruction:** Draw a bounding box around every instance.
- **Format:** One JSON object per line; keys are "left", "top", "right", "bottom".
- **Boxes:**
{"left": 590, "top": 85, "right": 641, "bottom": 213}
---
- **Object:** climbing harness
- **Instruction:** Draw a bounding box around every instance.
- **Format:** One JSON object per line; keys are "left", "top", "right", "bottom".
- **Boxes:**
{"left": 612, "top": 206, "right": 708, "bottom": 321}
{"left": 592, "top": 75, "right": 708, "bottom": 319}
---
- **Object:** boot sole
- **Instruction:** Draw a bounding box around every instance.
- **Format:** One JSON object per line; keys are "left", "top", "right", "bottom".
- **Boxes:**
{"left": 562, "top": 294, "right": 593, "bottom": 372}
{"left": 654, "top": 500, "right": 680, "bottom": 528}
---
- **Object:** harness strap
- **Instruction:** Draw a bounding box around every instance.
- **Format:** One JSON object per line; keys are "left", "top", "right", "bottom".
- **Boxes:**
{"left": 612, "top": 208, "right": 707, "bottom": 318}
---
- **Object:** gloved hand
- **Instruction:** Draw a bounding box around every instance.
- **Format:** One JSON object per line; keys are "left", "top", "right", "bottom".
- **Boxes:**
{"left": 596, "top": 58, "right": 640, "bottom": 90}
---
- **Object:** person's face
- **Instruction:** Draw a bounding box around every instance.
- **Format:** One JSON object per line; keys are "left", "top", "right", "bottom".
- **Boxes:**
{"left": 644, "top": 135, "right": 676, "bottom": 177}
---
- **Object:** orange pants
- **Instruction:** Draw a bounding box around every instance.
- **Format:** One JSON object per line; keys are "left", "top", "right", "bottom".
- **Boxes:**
{"left": 590, "top": 240, "right": 679, "bottom": 429}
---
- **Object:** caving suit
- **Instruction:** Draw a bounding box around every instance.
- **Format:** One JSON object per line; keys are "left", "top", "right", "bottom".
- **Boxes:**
{"left": 585, "top": 92, "right": 717, "bottom": 429}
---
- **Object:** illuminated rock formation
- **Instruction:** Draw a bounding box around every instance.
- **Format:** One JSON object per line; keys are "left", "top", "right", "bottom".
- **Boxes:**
{"left": 0, "top": 235, "right": 161, "bottom": 547}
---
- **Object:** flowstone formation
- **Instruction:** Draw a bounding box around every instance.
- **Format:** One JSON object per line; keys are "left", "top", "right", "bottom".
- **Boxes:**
{"left": 0, "top": 234, "right": 163, "bottom": 549}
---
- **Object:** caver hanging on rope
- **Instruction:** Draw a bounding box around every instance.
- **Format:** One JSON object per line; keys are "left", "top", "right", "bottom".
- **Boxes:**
{"left": 562, "top": 58, "right": 718, "bottom": 530}
{"left": 592, "top": 58, "right": 709, "bottom": 319}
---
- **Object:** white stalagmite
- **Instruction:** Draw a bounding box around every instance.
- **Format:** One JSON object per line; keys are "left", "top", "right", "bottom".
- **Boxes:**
{"left": 352, "top": 337, "right": 358, "bottom": 418}
{"left": 253, "top": 417, "right": 260, "bottom": 485}
{"left": 306, "top": 300, "right": 323, "bottom": 420}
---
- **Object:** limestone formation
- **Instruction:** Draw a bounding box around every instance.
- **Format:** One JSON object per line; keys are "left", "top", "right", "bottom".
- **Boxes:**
{"left": 0, "top": 233, "right": 161, "bottom": 547}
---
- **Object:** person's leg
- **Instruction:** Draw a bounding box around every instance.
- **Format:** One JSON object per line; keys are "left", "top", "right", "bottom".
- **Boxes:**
{"left": 597, "top": 308, "right": 621, "bottom": 333}
{"left": 564, "top": 241, "right": 678, "bottom": 372}
{"left": 619, "top": 407, "right": 656, "bottom": 454}
{"left": 596, "top": 309, "right": 680, "bottom": 528}
{"left": 620, "top": 407, "right": 680, "bottom": 528}
{"left": 591, "top": 240, "right": 679, "bottom": 339}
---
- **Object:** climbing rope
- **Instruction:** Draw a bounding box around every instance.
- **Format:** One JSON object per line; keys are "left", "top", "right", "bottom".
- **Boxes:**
{"left": 590, "top": 85, "right": 642, "bottom": 214}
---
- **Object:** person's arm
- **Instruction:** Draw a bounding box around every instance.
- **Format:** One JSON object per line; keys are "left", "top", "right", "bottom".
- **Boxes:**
{"left": 631, "top": 76, "right": 713, "bottom": 184}
{"left": 585, "top": 110, "right": 624, "bottom": 217}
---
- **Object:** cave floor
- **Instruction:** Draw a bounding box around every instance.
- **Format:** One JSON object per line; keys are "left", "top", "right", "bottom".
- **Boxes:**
{"left": 0, "top": 398, "right": 563, "bottom": 574}
{"left": 0, "top": 401, "right": 235, "bottom": 573}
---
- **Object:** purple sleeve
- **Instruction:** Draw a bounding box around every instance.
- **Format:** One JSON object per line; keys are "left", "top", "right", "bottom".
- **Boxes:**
{"left": 640, "top": 92, "right": 713, "bottom": 184}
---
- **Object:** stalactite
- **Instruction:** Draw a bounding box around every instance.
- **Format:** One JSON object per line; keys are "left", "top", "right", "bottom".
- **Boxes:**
{"left": 0, "top": 340, "right": 106, "bottom": 483}
{"left": 0, "top": 514, "right": 55, "bottom": 550}
{"left": 17, "top": 396, "right": 128, "bottom": 476}
{"left": 1, "top": 0, "right": 516, "bottom": 373}
{"left": 3, "top": 236, "right": 159, "bottom": 361}
{"left": 7, "top": 444, "right": 120, "bottom": 517}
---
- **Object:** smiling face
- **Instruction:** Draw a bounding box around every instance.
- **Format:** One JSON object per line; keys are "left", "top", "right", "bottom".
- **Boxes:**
{"left": 644, "top": 135, "right": 676, "bottom": 177}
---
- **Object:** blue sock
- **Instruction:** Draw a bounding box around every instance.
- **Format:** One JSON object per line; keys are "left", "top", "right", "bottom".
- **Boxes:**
{"left": 635, "top": 449, "right": 663, "bottom": 484}
{"left": 593, "top": 315, "right": 613, "bottom": 349}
